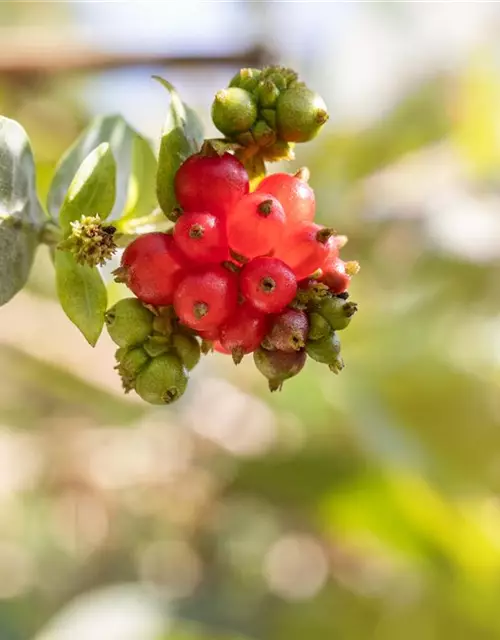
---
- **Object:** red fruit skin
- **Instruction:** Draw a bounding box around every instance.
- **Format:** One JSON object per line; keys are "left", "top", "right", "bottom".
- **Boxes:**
{"left": 173, "top": 265, "right": 239, "bottom": 331}
{"left": 240, "top": 257, "right": 297, "bottom": 314}
{"left": 124, "top": 234, "right": 186, "bottom": 306}
{"left": 173, "top": 211, "right": 229, "bottom": 264}
{"left": 174, "top": 153, "right": 249, "bottom": 218}
{"left": 227, "top": 192, "right": 285, "bottom": 259}
{"left": 213, "top": 341, "right": 231, "bottom": 355}
{"left": 320, "top": 257, "right": 351, "bottom": 294}
{"left": 276, "top": 222, "right": 337, "bottom": 281}
{"left": 198, "top": 327, "right": 220, "bottom": 341}
{"left": 219, "top": 302, "right": 269, "bottom": 356}
{"left": 256, "top": 173, "right": 315, "bottom": 225}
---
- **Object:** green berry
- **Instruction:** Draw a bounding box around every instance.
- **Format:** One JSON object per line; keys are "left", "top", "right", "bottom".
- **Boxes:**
{"left": 211, "top": 88, "right": 258, "bottom": 137}
{"left": 172, "top": 333, "right": 201, "bottom": 370}
{"left": 252, "top": 120, "right": 276, "bottom": 147}
{"left": 255, "top": 79, "right": 280, "bottom": 108}
{"left": 315, "top": 296, "right": 358, "bottom": 331}
{"left": 229, "top": 68, "right": 262, "bottom": 92}
{"left": 306, "top": 332, "right": 341, "bottom": 365}
{"left": 253, "top": 347, "right": 307, "bottom": 392}
{"left": 135, "top": 353, "right": 188, "bottom": 405}
{"left": 261, "top": 109, "right": 277, "bottom": 130}
{"left": 105, "top": 298, "right": 154, "bottom": 348}
{"left": 276, "top": 84, "right": 329, "bottom": 143}
{"left": 144, "top": 335, "right": 170, "bottom": 357}
{"left": 308, "top": 312, "right": 332, "bottom": 341}
{"left": 115, "top": 346, "right": 150, "bottom": 392}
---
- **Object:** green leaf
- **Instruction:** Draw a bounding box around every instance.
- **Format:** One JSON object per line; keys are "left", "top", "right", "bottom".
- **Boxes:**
{"left": 154, "top": 77, "right": 204, "bottom": 216}
{"left": 0, "top": 115, "right": 45, "bottom": 306}
{"left": 55, "top": 250, "right": 107, "bottom": 346}
{"left": 59, "top": 142, "right": 116, "bottom": 234}
{"left": 47, "top": 115, "right": 157, "bottom": 223}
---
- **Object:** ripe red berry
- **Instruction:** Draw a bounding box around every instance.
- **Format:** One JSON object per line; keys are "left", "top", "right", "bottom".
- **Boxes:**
{"left": 320, "top": 257, "right": 359, "bottom": 294}
{"left": 219, "top": 302, "right": 269, "bottom": 363}
{"left": 213, "top": 340, "right": 231, "bottom": 355}
{"left": 227, "top": 192, "right": 285, "bottom": 259}
{"left": 173, "top": 211, "right": 228, "bottom": 264}
{"left": 263, "top": 309, "right": 309, "bottom": 352}
{"left": 174, "top": 152, "right": 249, "bottom": 217}
{"left": 240, "top": 257, "right": 297, "bottom": 313}
{"left": 174, "top": 265, "right": 238, "bottom": 331}
{"left": 276, "top": 222, "right": 336, "bottom": 281}
{"left": 198, "top": 327, "right": 220, "bottom": 341}
{"left": 256, "top": 172, "right": 315, "bottom": 225}
{"left": 124, "top": 233, "right": 186, "bottom": 306}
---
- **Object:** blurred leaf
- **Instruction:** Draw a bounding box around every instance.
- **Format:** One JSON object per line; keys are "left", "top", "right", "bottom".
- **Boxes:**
{"left": 55, "top": 250, "right": 107, "bottom": 346}
{"left": 59, "top": 142, "right": 116, "bottom": 233}
{"left": 154, "top": 77, "right": 204, "bottom": 216}
{"left": 119, "top": 134, "right": 158, "bottom": 224}
{"left": 48, "top": 115, "right": 156, "bottom": 222}
{"left": 0, "top": 115, "right": 45, "bottom": 305}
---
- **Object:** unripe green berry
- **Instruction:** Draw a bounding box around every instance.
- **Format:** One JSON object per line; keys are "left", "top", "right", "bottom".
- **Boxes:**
{"left": 308, "top": 312, "right": 332, "bottom": 341}
{"left": 252, "top": 120, "right": 276, "bottom": 148}
{"left": 253, "top": 347, "right": 307, "bottom": 392}
{"left": 105, "top": 298, "right": 154, "bottom": 348}
{"left": 171, "top": 333, "right": 201, "bottom": 371}
{"left": 261, "top": 109, "right": 277, "bottom": 130}
{"left": 116, "top": 346, "right": 150, "bottom": 392}
{"left": 212, "top": 88, "right": 258, "bottom": 137}
{"left": 144, "top": 335, "right": 170, "bottom": 357}
{"left": 255, "top": 79, "right": 280, "bottom": 108}
{"left": 229, "top": 68, "right": 262, "bottom": 92}
{"left": 135, "top": 353, "right": 188, "bottom": 405}
{"left": 315, "top": 296, "right": 357, "bottom": 331}
{"left": 306, "top": 332, "right": 341, "bottom": 365}
{"left": 276, "top": 84, "right": 329, "bottom": 143}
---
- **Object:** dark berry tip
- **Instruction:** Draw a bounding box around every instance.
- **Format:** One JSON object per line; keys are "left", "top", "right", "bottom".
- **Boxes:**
{"left": 260, "top": 276, "right": 276, "bottom": 293}
{"left": 163, "top": 387, "right": 180, "bottom": 404}
{"left": 112, "top": 266, "right": 128, "bottom": 284}
{"left": 189, "top": 224, "right": 204, "bottom": 239}
{"left": 344, "top": 302, "right": 358, "bottom": 317}
{"left": 316, "top": 228, "right": 336, "bottom": 244}
{"left": 232, "top": 348, "right": 244, "bottom": 365}
{"left": 316, "top": 109, "right": 329, "bottom": 125}
{"left": 257, "top": 199, "right": 274, "bottom": 217}
{"left": 193, "top": 302, "right": 209, "bottom": 319}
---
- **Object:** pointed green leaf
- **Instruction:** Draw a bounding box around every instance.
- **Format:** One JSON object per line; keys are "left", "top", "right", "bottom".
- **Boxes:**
{"left": 48, "top": 115, "right": 157, "bottom": 223}
{"left": 59, "top": 142, "right": 116, "bottom": 233}
{"left": 154, "top": 77, "right": 204, "bottom": 216}
{"left": 55, "top": 250, "right": 107, "bottom": 346}
{"left": 0, "top": 116, "right": 45, "bottom": 306}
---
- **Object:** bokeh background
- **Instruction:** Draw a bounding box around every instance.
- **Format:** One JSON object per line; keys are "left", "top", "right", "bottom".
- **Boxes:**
{"left": 1, "top": 2, "right": 500, "bottom": 639}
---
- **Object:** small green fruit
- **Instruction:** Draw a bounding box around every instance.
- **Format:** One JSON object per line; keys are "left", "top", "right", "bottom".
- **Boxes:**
{"left": 252, "top": 120, "right": 276, "bottom": 148}
{"left": 253, "top": 347, "right": 307, "bottom": 392}
{"left": 172, "top": 333, "right": 201, "bottom": 370}
{"left": 229, "top": 68, "right": 262, "bottom": 92}
{"left": 276, "top": 84, "right": 329, "bottom": 143}
{"left": 308, "top": 312, "right": 332, "bottom": 341}
{"left": 255, "top": 79, "right": 280, "bottom": 108}
{"left": 315, "top": 296, "right": 358, "bottom": 331}
{"left": 261, "top": 108, "right": 277, "bottom": 130}
{"left": 135, "top": 353, "right": 188, "bottom": 405}
{"left": 105, "top": 298, "right": 154, "bottom": 348}
{"left": 116, "top": 346, "right": 150, "bottom": 392}
{"left": 144, "top": 335, "right": 170, "bottom": 357}
{"left": 212, "top": 87, "right": 258, "bottom": 137}
{"left": 306, "top": 332, "right": 341, "bottom": 365}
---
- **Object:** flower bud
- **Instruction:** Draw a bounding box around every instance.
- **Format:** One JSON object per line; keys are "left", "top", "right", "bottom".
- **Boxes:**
{"left": 255, "top": 79, "right": 280, "bottom": 108}
{"left": 308, "top": 312, "right": 332, "bottom": 341}
{"left": 105, "top": 298, "right": 154, "bottom": 347}
{"left": 229, "top": 68, "right": 262, "bottom": 92}
{"left": 58, "top": 214, "right": 117, "bottom": 268}
{"left": 135, "top": 353, "right": 188, "bottom": 405}
{"left": 314, "top": 296, "right": 358, "bottom": 331}
{"left": 276, "top": 84, "right": 329, "bottom": 142}
{"left": 212, "top": 87, "right": 258, "bottom": 137}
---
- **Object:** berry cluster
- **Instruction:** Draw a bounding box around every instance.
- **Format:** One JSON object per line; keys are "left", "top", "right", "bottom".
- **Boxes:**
{"left": 107, "top": 149, "right": 359, "bottom": 404}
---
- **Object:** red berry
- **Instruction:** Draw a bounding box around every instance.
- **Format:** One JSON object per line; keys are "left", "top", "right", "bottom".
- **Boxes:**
{"left": 256, "top": 173, "right": 315, "bottom": 225}
{"left": 219, "top": 302, "right": 269, "bottom": 363}
{"left": 198, "top": 327, "right": 220, "bottom": 341}
{"left": 320, "top": 257, "right": 357, "bottom": 294}
{"left": 174, "top": 152, "right": 249, "bottom": 217}
{"left": 213, "top": 340, "right": 231, "bottom": 355}
{"left": 263, "top": 309, "right": 309, "bottom": 352}
{"left": 276, "top": 222, "right": 336, "bottom": 281}
{"left": 124, "top": 234, "right": 186, "bottom": 306}
{"left": 174, "top": 265, "right": 238, "bottom": 331}
{"left": 240, "top": 257, "right": 297, "bottom": 313}
{"left": 173, "top": 211, "right": 229, "bottom": 264}
{"left": 227, "top": 192, "right": 285, "bottom": 259}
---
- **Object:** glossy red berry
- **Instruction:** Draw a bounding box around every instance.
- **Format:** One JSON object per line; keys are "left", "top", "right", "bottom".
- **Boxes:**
{"left": 240, "top": 257, "right": 297, "bottom": 313}
{"left": 256, "top": 172, "right": 315, "bottom": 226}
{"left": 174, "top": 265, "right": 238, "bottom": 331}
{"left": 124, "top": 234, "right": 186, "bottom": 306}
{"left": 213, "top": 341, "right": 231, "bottom": 355}
{"left": 173, "top": 211, "right": 228, "bottom": 264}
{"left": 276, "top": 222, "right": 336, "bottom": 281}
{"left": 227, "top": 192, "right": 285, "bottom": 259}
{"left": 198, "top": 327, "right": 220, "bottom": 341}
{"left": 263, "top": 309, "right": 309, "bottom": 352}
{"left": 174, "top": 152, "right": 249, "bottom": 218}
{"left": 219, "top": 302, "right": 269, "bottom": 363}
{"left": 320, "top": 257, "right": 358, "bottom": 294}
